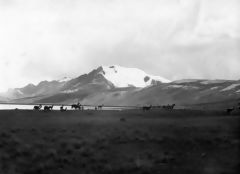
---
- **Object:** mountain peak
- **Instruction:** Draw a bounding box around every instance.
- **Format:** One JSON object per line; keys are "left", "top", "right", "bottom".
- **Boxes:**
{"left": 96, "top": 65, "right": 170, "bottom": 88}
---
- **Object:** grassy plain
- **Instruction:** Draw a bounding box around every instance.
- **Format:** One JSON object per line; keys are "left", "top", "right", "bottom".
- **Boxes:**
{"left": 0, "top": 109, "right": 239, "bottom": 174}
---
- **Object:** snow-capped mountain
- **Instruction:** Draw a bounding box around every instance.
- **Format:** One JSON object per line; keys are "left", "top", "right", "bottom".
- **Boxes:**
{"left": 1, "top": 65, "right": 169, "bottom": 100}
{"left": 59, "top": 65, "right": 170, "bottom": 93}
{"left": 99, "top": 65, "right": 170, "bottom": 88}
{"left": 1, "top": 65, "right": 239, "bottom": 110}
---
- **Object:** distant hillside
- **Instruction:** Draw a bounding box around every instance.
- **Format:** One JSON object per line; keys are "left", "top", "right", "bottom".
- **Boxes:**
{"left": 1, "top": 66, "right": 240, "bottom": 110}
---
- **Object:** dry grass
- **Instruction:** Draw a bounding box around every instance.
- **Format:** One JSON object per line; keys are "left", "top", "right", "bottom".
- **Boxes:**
{"left": 0, "top": 109, "right": 239, "bottom": 174}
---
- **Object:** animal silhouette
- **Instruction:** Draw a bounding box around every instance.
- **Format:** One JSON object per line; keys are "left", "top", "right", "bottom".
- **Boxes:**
{"left": 44, "top": 105, "right": 54, "bottom": 111}
{"left": 142, "top": 105, "right": 152, "bottom": 111}
{"left": 163, "top": 104, "right": 175, "bottom": 110}
{"left": 168, "top": 104, "right": 175, "bottom": 110}
{"left": 97, "top": 104, "right": 104, "bottom": 110}
{"left": 33, "top": 104, "right": 42, "bottom": 110}
{"left": 71, "top": 103, "right": 81, "bottom": 110}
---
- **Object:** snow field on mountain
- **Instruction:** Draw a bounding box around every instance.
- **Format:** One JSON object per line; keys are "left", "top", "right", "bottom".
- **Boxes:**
{"left": 100, "top": 65, "right": 170, "bottom": 88}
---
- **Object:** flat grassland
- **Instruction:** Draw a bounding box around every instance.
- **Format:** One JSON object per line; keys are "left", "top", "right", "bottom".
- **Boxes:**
{"left": 0, "top": 109, "right": 239, "bottom": 174}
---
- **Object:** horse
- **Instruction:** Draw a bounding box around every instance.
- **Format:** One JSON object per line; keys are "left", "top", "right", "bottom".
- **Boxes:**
{"left": 163, "top": 104, "right": 175, "bottom": 110}
{"left": 142, "top": 105, "right": 152, "bottom": 111}
{"left": 71, "top": 103, "right": 81, "bottom": 110}
{"left": 226, "top": 107, "right": 234, "bottom": 114}
{"left": 44, "top": 105, "right": 53, "bottom": 111}
{"left": 44, "top": 106, "right": 50, "bottom": 111}
{"left": 33, "top": 104, "right": 42, "bottom": 110}
{"left": 167, "top": 104, "right": 175, "bottom": 110}
{"left": 97, "top": 104, "right": 104, "bottom": 110}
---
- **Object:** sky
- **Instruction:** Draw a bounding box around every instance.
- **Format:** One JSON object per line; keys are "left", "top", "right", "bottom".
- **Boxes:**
{"left": 0, "top": 0, "right": 239, "bottom": 92}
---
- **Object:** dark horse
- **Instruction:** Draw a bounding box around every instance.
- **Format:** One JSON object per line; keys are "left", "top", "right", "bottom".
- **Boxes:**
{"left": 71, "top": 103, "right": 81, "bottom": 110}
{"left": 33, "top": 104, "right": 42, "bottom": 110}
{"left": 97, "top": 104, "right": 104, "bottom": 110}
{"left": 44, "top": 105, "right": 53, "bottom": 111}
{"left": 167, "top": 104, "right": 175, "bottom": 110}
{"left": 142, "top": 105, "right": 152, "bottom": 111}
{"left": 163, "top": 104, "right": 175, "bottom": 110}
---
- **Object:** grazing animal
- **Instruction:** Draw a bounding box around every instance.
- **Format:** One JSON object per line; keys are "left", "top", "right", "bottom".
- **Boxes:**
{"left": 43, "top": 105, "right": 53, "bottom": 111}
{"left": 71, "top": 103, "right": 81, "bottom": 110}
{"left": 168, "top": 104, "right": 175, "bottom": 110}
{"left": 163, "top": 104, "right": 175, "bottom": 110}
{"left": 142, "top": 105, "right": 152, "bottom": 111}
{"left": 226, "top": 107, "right": 234, "bottom": 114}
{"left": 33, "top": 104, "right": 42, "bottom": 110}
{"left": 60, "top": 105, "right": 67, "bottom": 112}
{"left": 98, "top": 104, "right": 104, "bottom": 110}
{"left": 44, "top": 106, "right": 50, "bottom": 111}
{"left": 44, "top": 105, "right": 53, "bottom": 111}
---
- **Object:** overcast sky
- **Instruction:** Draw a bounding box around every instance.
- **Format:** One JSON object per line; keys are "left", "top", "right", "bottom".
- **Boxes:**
{"left": 0, "top": 0, "right": 239, "bottom": 92}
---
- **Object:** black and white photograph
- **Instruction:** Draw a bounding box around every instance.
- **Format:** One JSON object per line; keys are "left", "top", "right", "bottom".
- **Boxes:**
{"left": 0, "top": 0, "right": 239, "bottom": 173}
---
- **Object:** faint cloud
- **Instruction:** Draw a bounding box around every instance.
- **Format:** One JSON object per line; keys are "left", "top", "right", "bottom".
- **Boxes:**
{"left": 0, "top": 0, "right": 239, "bottom": 91}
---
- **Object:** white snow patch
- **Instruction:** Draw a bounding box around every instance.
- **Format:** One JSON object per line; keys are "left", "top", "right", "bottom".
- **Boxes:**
{"left": 164, "top": 85, "right": 199, "bottom": 90}
{"left": 62, "top": 89, "right": 78, "bottom": 93}
{"left": 210, "top": 87, "right": 219, "bottom": 90}
{"left": 221, "top": 84, "right": 240, "bottom": 91}
{"left": 201, "top": 80, "right": 228, "bottom": 85}
{"left": 58, "top": 77, "right": 72, "bottom": 82}
{"left": 167, "top": 85, "right": 184, "bottom": 88}
{"left": 173, "top": 79, "right": 200, "bottom": 84}
{"left": 100, "top": 65, "right": 170, "bottom": 88}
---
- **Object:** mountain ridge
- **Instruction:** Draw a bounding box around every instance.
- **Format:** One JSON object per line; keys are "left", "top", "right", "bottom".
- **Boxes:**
{"left": 0, "top": 65, "right": 169, "bottom": 99}
{"left": 0, "top": 65, "right": 239, "bottom": 109}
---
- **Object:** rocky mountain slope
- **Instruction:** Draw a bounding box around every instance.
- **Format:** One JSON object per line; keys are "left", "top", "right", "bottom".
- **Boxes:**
{"left": 1, "top": 66, "right": 239, "bottom": 109}
{"left": 0, "top": 65, "right": 169, "bottom": 101}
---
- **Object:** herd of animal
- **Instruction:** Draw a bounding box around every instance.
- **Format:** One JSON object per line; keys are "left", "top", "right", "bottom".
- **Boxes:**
{"left": 142, "top": 104, "right": 176, "bottom": 111}
{"left": 33, "top": 104, "right": 54, "bottom": 111}
{"left": 27, "top": 102, "right": 240, "bottom": 114}
{"left": 33, "top": 103, "right": 84, "bottom": 112}
{"left": 32, "top": 103, "right": 176, "bottom": 112}
{"left": 33, "top": 103, "right": 109, "bottom": 112}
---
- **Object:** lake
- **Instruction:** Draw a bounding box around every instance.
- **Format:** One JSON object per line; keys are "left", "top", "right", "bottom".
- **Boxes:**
{"left": 0, "top": 104, "right": 137, "bottom": 111}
